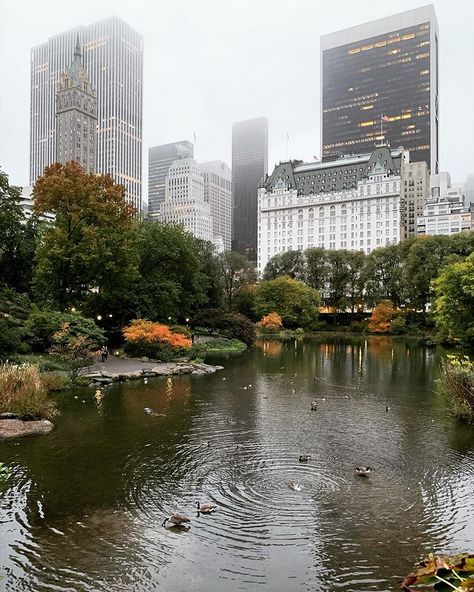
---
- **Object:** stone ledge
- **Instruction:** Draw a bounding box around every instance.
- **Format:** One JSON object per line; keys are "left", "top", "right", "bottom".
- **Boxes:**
{"left": 0, "top": 419, "right": 54, "bottom": 440}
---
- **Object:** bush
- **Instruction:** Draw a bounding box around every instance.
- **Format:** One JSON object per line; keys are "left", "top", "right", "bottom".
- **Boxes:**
{"left": 438, "top": 355, "right": 474, "bottom": 423}
{"left": 257, "top": 312, "right": 283, "bottom": 333}
{"left": 0, "top": 318, "right": 25, "bottom": 358}
{"left": 192, "top": 309, "right": 256, "bottom": 346}
{"left": 170, "top": 324, "right": 192, "bottom": 338}
{"left": 368, "top": 300, "right": 400, "bottom": 334}
{"left": 0, "top": 364, "right": 56, "bottom": 419}
{"left": 26, "top": 309, "right": 105, "bottom": 352}
{"left": 122, "top": 320, "right": 192, "bottom": 361}
{"left": 349, "top": 320, "right": 368, "bottom": 333}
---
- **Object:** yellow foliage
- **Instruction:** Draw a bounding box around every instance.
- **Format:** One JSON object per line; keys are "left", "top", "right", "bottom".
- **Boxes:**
{"left": 123, "top": 319, "right": 191, "bottom": 349}
{"left": 257, "top": 312, "right": 283, "bottom": 331}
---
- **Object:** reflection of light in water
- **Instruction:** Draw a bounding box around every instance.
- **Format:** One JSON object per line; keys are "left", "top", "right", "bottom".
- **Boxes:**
{"left": 165, "top": 378, "right": 173, "bottom": 401}
{"left": 94, "top": 389, "right": 104, "bottom": 413}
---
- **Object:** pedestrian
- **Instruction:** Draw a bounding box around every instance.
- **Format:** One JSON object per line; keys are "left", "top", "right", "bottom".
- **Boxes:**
{"left": 100, "top": 345, "right": 108, "bottom": 363}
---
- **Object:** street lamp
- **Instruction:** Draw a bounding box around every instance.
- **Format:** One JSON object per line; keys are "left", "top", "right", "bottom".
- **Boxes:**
{"left": 71, "top": 307, "right": 76, "bottom": 313}
{"left": 97, "top": 315, "right": 102, "bottom": 321}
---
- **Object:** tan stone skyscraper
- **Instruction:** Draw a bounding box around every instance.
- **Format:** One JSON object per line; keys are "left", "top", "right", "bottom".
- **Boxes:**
{"left": 55, "top": 37, "right": 97, "bottom": 172}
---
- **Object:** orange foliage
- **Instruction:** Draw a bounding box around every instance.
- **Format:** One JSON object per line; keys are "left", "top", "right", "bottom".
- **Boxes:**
{"left": 368, "top": 300, "right": 398, "bottom": 334}
{"left": 123, "top": 320, "right": 191, "bottom": 349}
{"left": 257, "top": 312, "right": 283, "bottom": 331}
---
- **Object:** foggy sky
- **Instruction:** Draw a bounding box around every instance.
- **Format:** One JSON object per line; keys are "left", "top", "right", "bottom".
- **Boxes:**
{"left": 1, "top": 0, "right": 473, "bottom": 194}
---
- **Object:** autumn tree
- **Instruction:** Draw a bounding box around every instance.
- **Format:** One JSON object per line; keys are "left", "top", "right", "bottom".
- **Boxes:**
{"left": 368, "top": 300, "right": 399, "bottom": 334}
{"left": 256, "top": 312, "right": 283, "bottom": 332}
{"left": 255, "top": 275, "right": 319, "bottom": 328}
{"left": 33, "top": 162, "right": 138, "bottom": 312}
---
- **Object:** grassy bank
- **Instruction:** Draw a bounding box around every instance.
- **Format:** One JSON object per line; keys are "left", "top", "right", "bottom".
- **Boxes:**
{"left": 438, "top": 355, "right": 474, "bottom": 424}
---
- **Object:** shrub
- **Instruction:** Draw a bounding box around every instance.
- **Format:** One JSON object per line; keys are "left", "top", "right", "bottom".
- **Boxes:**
{"left": 257, "top": 312, "right": 283, "bottom": 332}
{"left": 349, "top": 320, "right": 368, "bottom": 333}
{"left": 390, "top": 315, "right": 406, "bottom": 335}
{"left": 49, "top": 322, "right": 101, "bottom": 383}
{"left": 122, "top": 319, "right": 191, "bottom": 361}
{"left": 0, "top": 364, "right": 56, "bottom": 419}
{"left": 0, "top": 318, "right": 25, "bottom": 358}
{"left": 438, "top": 355, "right": 474, "bottom": 423}
{"left": 26, "top": 309, "right": 105, "bottom": 352}
{"left": 192, "top": 310, "right": 256, "bottom": 346}
{"left": 170, "top": 324, "right": 192, "bottom": 338}
{"left": 368, "top": 300, "right": 400, "bottom": 334}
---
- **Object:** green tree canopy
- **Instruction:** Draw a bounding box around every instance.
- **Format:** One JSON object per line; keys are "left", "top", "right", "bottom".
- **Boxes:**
{"left": 219, "top": 251, "right": 257, "bottom": 310}
{"left": 33, "top": 161, "right": 138, "bottom": 312}
{"left": 263, "top": 250, "right": 306, "bottom": 281}
{"left": 432, "top": 252, "right": 474, "bottom": 345}
{"left": 255, "top": 275, "right": 320, "bottom": 328}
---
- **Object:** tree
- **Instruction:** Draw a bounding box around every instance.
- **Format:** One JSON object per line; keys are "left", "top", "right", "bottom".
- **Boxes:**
{"left": 346, "top": 250, "right": 366, "bottom": 312}
{"left": 432, "top": 252, "right": 474, "bottom": 345}
{"left": 256, "top": 312, "right": 283, "bottom": 332}
{"left": 304, "top": 247, "right": 329, "bottom": 293}
{"left": 363, "top": 245, "right": 404, "bottom": 307}
{"left": 255, "top": 276, "right": 320, "bottom": 328}
{"left": 123, "top": 319, "right": 191, "bottom": 360}
{"left": 368, "top": 300, "right": 399, "bottom": 334}
{"left": 325, "top": 250, "right": 351, "bottom": 311}
{"left": 133, "top": 221, "right": 208, "bottom": 322}
{"left": 0, "top": 169, "right": 40, "bottom": 294}
{"left": 219, "top": 251, "right": 257, "bottom": 310}
{"left": 263, "top": 250, "right": 306, "bottom": 281}
{"left": 33, "top": 161, "right": 137, "bottom": 312}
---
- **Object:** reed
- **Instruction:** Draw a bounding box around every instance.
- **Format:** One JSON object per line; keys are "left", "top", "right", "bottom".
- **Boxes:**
{"left": 439, "top": 355, "right": 474, "bottom": 424}
{"left": 0, "top": 363, "right": 57, "bottom": 419}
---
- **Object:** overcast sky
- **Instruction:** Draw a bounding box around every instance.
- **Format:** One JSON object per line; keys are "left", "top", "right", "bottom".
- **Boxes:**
{"left": 1, "top": 0, "right": 473, "bottom": 192}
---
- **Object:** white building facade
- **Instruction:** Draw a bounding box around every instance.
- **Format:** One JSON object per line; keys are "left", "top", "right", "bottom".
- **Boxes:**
{"left": 160, "top": 158, "right": 213, "bottom": 242}
{"left": 257, "top": 144, "right": 409, "bottom": 275}
{"left": 199, "top": 160, "right": 232, "bottom": 251}
{"left": 417, "top": 174, "right": 473, "bottom": 236}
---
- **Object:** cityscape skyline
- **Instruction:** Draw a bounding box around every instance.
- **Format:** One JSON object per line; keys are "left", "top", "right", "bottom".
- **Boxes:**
{"left": 1, "top": 0, "right": 473, "bottom": 197}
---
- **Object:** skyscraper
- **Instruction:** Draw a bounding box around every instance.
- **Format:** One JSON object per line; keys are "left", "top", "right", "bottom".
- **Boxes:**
{"left": 159, "top": 158, "right": 213, "bottom": 242}
{"left": 232, "top": 116, "right": 268, "bottom": 260}
{"left": 30, "top": 16, "right": 143, "bottom": 210}
{"left": 321, "top": 5, "right": 439, "bottom": 173}
{"left": 55, "top": 37, "right": 97, "bottom": 173}
{"left": 200, "top": 160, "right": 232, "bottom": 251}
{"left": 148, "top": 141, "right": 194, "bottom": 220}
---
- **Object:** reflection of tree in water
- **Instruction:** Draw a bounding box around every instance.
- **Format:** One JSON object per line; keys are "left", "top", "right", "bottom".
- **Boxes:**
{"left": 256, "top": 339, "right": 282, "bottom": 357}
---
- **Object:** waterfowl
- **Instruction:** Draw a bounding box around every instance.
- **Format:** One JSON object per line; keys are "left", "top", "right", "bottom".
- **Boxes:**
{"left": 289, "top": 481, "right": 302, "bottom": 492}
{"left": 196, "top": 501, "right": 217, "bottom": 514}
{"left": 321, "top": 397, "right": 328, "bottom": 402}
{"left": 355, "top": 466, "right": 373, "bottom": 476}
{"left": 162, "top": 513, "right": 191, "bottom": 527}
{"left": 299, "top": 455, "right": 311, "bottom": 462}
{"left": 385, "top": 405, "right": 391, "bottom": 412}
{"left": 311, "top": 401, "right": 318, "bottom": 411}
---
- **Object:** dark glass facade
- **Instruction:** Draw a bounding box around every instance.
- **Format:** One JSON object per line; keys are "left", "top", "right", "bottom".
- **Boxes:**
{"left": 148, "top": 141, "right": 194, "bottom": 218}
{"left": 322, "top": 22, "right": 438, "bottom": 172}
{"left": 232, "top": 117, "right": 268, "bottom": 260}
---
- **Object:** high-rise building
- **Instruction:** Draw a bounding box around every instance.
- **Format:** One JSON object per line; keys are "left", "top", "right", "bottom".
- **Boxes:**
{"left": 257, "top": 142, "right": 409, "bottom": 274}
{"left": 148, "top": 141, "right": 194, "bottom": 220}
{"left": 400, "top": 161, "right": 429, "bottom": 239}
{"left": 321, "top": 5, "right": 439, "bottom": 173}
{"left": 232, "top": 116, "right": 268, "bottom": 260}
{"left": 199, "top": 161, "right": 232, "bottom": 251}
{"left": 55, "top": 37, "right": 97, "bottom": 173}
{"left": 159, "top": 158, "right": 213, "bottom": 242}
{"left": 30, "top": 17, "right": 143, "bottom": 210}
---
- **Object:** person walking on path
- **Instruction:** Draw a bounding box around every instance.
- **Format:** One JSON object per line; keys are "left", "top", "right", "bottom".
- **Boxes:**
{"left": 100, "top": 345, "right": 108, "bottom": 363}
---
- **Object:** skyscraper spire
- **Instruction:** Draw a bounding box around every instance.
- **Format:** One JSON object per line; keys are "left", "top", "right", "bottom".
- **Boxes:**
{"left": 74, "top": 34, "right": 81, "bottom": 61}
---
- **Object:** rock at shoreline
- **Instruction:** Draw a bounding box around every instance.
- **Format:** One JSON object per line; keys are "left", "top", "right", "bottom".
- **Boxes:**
{"left": 0, "top": 419, "right": 54, "bottom": 440}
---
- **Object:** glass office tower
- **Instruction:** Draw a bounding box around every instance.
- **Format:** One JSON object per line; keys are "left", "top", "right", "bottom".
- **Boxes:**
{"left": 231, "top": 116, "right": 268, "bottom": 261}
{"left": 321, "top": 5, "right": 438, "bottom": 173}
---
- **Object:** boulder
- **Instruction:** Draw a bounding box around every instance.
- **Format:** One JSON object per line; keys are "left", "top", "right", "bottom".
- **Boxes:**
{"left": 0, "top": 419, "right": 54, "bottom": 440}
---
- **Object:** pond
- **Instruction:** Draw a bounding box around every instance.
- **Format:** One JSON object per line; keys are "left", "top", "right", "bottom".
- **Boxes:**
{"left": 1, "top": 336, "right": 473, "bottom": 591}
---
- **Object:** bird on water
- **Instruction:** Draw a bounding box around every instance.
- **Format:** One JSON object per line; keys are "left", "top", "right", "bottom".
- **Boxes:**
{"left": 196, "top": 501, "right": 217, "bottom": 514}
{"left": 299, "top": 455, "right": 311, "bottom": 462}
{"left": 162, "top": 514, "right": 191, "bottom": 527}
{"left": 355, "top": 466, "right": 373, "bottom": 477}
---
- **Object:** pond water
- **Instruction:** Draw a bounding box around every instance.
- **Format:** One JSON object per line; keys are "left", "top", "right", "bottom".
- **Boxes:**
{"left": 1, "top": 336, "right": 473, "bottom": 592}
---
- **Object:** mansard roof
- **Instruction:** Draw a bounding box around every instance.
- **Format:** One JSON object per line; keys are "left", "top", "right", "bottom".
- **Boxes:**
{"left": 264, "top": 144, "right": 405, "bottom": 196}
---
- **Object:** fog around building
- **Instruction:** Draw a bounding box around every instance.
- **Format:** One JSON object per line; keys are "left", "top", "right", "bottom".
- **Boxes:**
{"left": 0, "top": 0, "right": 473, "bottom": 193}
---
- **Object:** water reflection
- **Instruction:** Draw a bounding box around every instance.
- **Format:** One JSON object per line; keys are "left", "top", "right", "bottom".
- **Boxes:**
{"left": 1, "top": 337, "right": 473, "bottom": 591}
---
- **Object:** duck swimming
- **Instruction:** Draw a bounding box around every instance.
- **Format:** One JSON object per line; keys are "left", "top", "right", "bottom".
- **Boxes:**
{"left": 299, "top": 455, "right": 311, "bottom": 462}
{"left": 289, "top": 481, "right": 302, "bottom": 491}
{"left": 196, "top": 501, "right": 217, "bottom": 514}
{"left": 355, "top": 466, "right": 373, "bottom": 477}
{"left": 162, "top": 513, "right": 191, "bottom": 527}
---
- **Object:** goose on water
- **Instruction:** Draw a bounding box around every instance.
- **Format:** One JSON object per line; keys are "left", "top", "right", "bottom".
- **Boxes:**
{"left": 311, "top": 401, "right": 318, "bottom": 411}
{"left": 299, "top": 454, "right": 311, "bottom": 462}
{"left": 196, "top": 501, "right": 217, "bottom": 514}
{"left": 355, "top": 466, "right": 373, "bottom": 476}
{"left": 162, "top": 514, "right": 191, "bottom": 527}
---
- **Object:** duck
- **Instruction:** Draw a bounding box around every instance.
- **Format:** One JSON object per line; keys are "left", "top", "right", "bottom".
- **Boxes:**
{"left": 162, "top": 513, "right": 191, "bottom": 527}
{"left": 321, "top": 397, "right": 328, "bottom": 402}
{"left": 355, "top": 466, "right": 373, "bottom": 476}
{"left": 289, "top": 481, "right": 302, "bottom": 492}
{"left": 299, "top": 454, "right": 311, "bottom": 462}
{"left": 385, "top": 405, "right": 391, "bottom": 412}
{"left": 196, "top": 501, "right": 217, "bottom": 514}
{"left": 311, "top": 401, "right": 318, "bottom": 411}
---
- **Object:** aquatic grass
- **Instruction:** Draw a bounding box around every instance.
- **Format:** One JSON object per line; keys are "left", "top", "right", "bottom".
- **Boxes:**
{"left": 438, "top": 355, "right": 474, "bottom": 424}
{"left": 0, "top": 363, "right": 57, "bottom": 419}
